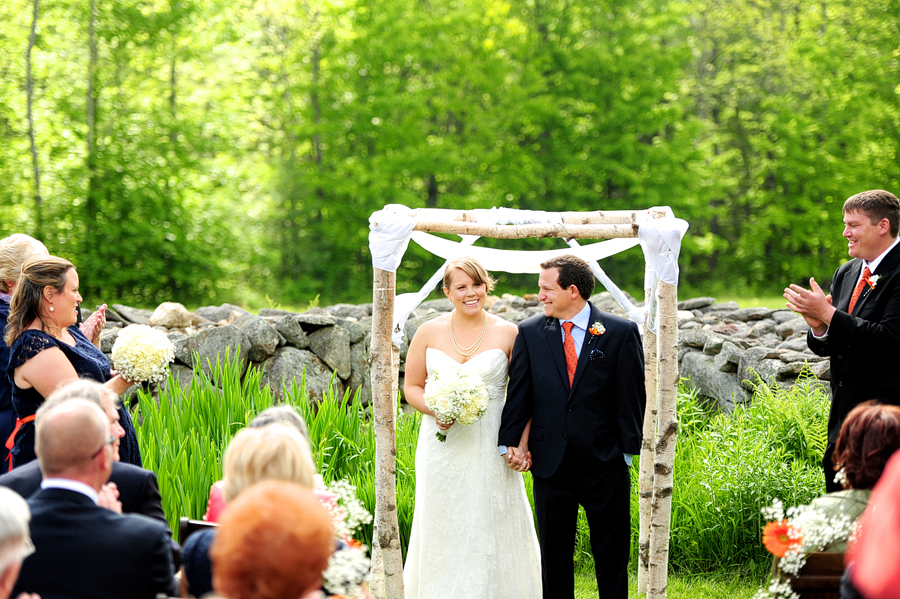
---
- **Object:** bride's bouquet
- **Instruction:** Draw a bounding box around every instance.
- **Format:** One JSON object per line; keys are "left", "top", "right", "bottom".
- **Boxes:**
{"left": 111, "top": 324, "right": 176, "bottom": 385}
{"left": 423, "top": 369, "right": 490, "bottom": 442}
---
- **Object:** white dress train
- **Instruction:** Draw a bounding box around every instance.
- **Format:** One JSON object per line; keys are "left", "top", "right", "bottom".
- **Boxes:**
{"left": 403, "top": 348, "right": 542, "bottom": 599}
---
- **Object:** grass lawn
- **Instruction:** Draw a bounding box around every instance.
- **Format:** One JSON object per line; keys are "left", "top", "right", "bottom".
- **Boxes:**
{"left": 574, "top": 569, "right": 763, "bottom": 599}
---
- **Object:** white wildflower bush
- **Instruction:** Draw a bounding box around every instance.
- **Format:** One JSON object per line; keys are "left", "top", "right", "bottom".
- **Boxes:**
{"left": 111, "top": 324, "right": 175, "bottom": 384}
{"left": 423, "top": 369, "right": 490, "bottom": 442}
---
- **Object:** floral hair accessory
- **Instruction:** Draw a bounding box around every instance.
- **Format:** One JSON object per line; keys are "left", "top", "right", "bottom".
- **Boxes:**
{"left": 589, "top": 321, "right": 605, "bottom": 336}
{"left": 869, "top": 274, "right": 882, "bottom": 287}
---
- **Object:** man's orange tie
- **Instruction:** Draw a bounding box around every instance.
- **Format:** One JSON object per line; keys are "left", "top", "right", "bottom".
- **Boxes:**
{"left": 848, "top": 267, "right": 872, "bottom": 314}
{"left": 562, "top": 321, "right": 577, "bottom": 387}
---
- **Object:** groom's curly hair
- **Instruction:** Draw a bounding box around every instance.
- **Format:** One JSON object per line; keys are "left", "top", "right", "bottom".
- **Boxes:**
{"left": 541, "top": 255, "right": 594, "bottom": 300}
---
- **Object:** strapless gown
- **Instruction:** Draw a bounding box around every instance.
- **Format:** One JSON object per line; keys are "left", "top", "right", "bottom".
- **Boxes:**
{"left": 403, "top": 348, "right": 542, "bottom": 599}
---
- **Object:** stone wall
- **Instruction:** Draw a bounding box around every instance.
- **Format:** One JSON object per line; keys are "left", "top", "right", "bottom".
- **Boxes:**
{"left": 97, "top": 293, "right": 829, "bottom": 410}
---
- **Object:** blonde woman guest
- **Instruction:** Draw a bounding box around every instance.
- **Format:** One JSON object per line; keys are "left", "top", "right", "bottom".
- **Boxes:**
{"left": 403, "top": 257, "right": 542, "bottom": 599}
{"left": 182, "top": 425, "right": 316, "bottom": 597}
{"left": 0, "top": 235, "right": 48, "bottom": 471}
{"left": 4, "top": 256, "right": 136, "bottom": 469}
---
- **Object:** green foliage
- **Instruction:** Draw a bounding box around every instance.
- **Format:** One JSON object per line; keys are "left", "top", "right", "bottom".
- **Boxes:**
{"left": 660, "top": 378, "right": 828, "bottom": 572}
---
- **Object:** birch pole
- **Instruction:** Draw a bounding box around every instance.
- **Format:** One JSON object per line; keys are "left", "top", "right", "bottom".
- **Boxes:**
{"left": 637, "top": 319, "right": 658, "bottom": 594}
{"left": 370, "top": 267, "right": 404, "bottom": 599}
{"left": 648, "top": 281, "right": 679, "bottom": 599}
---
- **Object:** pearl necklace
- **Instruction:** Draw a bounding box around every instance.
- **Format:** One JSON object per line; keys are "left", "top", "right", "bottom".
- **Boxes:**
{"left": 449, "top": 309, "right": 487, "bottom": 357}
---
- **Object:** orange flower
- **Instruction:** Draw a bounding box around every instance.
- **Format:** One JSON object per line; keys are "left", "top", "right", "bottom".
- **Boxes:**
{"left": 762, "top": 519, "right": 802, "bottom": 557}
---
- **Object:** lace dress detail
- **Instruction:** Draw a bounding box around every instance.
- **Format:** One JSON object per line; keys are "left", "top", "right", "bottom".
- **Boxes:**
{"left": 403, "top": 348, "right": 542, "bottom": 599}
{"left": 6, "top": 326, "right": 142, "bottom": 468}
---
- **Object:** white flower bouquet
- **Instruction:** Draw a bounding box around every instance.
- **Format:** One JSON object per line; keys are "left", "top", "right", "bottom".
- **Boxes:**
{"left": 423, "top": 369, "right": 490, "bottom": 442}
{"left": 753, "top": 499, "right": 855, "bottom": 599}
{"left": 312, "top": 476, "right": 372, "bottom": 598}
{"left": 111, "top": 324, "right": 176, "bottom": 385}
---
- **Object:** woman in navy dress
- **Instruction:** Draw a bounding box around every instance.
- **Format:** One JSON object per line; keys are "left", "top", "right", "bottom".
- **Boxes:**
{"left": 4, "top": 255, "right": 140, "bottom": 468}
{"left": 0, "top": 234, "right": 50, "bottom": 470}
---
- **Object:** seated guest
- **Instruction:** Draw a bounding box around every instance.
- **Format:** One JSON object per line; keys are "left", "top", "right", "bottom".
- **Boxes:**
{"left": 203, "top": 405, "right": 311, "bottom": 523}
{"left": 211, "top": 481, "right": 333, "bottom": 599}
{"left": 183, "top": 425, "right": 315, "bottom": 597}
{"left": 0, "top": 487, "right": 38, "bottom": 599}
{"left": 809, "top": 401, "right": 900, "bottom": 552}
{"left": 11, "top": 399, "right": 177, "bottom": 598}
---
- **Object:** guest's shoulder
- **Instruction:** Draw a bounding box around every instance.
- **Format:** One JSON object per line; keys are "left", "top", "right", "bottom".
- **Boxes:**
{"left": 111, "top": 461, "right": 155, "bottom": 482}
{"left": 0, "top": 461, "right": 42, "bottom": 496}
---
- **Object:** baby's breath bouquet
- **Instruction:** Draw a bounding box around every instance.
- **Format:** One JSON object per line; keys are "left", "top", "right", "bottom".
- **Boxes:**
{"left": 313, "top": 476, "right": 372, "bottom": 599}
{"left": 111, "top": 324, "right": 175, "bottom": 385}
{"left": 753, "top": 499, "right": 855, "bottom": 599}
{"left": 423, "top": 369, "right": 490, "bottom": 442}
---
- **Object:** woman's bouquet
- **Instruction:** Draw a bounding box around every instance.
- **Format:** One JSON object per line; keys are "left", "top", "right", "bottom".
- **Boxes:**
{"left": 313, "top": 476, "right": 373, "bottom": 599}
{"left": 753, "top": 499, "right": 855, "bottom": 599}
{"left": 111, "top": 324, "right": 176, "bottom": 385}
{"left": 423, "top": 369, "right": 490, "bottom": 442}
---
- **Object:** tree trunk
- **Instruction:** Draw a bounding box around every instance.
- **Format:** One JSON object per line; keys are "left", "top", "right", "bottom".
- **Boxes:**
{"left": 85, "top": 0, "right": 98, "bottom": 217}
{"left": 648, "top": 281, "right": 678, "bottom": 599}
{"left": 26, "top": 0, "right": 42, "bottom": 233}
{"left": 637, "top": 322, "right": 658, "bottom": 594}
{"left": 370, "top": 267, "right": 405, "bottom": 599}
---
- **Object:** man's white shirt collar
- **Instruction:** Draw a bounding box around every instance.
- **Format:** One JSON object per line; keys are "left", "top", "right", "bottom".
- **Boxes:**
{"left": 561, "top": 301, "right": 591, "bottom": 331}
{"left": 41, "top": 478, "right": 99, "bottom": 505}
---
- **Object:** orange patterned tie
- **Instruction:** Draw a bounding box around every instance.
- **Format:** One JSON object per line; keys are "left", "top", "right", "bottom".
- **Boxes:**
{"left": 562, "top": 321, "right": 577, "bottom": 387}
{"left": 848, "top": 267, "right": 872, "bottom": 314}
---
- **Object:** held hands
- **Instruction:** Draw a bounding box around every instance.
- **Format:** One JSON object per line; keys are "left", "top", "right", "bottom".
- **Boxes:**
{"left": 784, "top": 278, "right": 834, "bottom": 335}
{"left": 505, "top": 445, "right": 532, "bottom": 473}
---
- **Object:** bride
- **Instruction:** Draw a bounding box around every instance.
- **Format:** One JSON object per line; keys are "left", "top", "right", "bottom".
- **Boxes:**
{"left": 403, "top": 257, "right": 542, "bottom": 599}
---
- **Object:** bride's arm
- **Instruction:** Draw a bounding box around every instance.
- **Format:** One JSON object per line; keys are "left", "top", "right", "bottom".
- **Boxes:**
{"left": 403, "top": 320, "right": 437, "bottom": 418}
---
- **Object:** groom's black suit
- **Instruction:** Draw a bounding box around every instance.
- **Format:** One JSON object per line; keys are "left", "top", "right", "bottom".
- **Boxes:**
{"left": 807, "top": 241, "right": 900, "bottom": 491}
{"left": 499, "top": 301, "right": 645, "bottom": 599}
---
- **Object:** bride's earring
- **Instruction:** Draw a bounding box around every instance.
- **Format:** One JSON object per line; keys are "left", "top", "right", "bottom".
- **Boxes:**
{"left": 49, "top": 305, "right": 54, "bottom": 312}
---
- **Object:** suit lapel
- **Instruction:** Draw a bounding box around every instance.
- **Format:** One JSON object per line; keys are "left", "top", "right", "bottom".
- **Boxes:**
{"left": 570, "top": 303, "right": 601, "bottom": 395}
{"left": 839, "top": 260, "right": 864, "bottom": 312}
{"left": 543, "top": 318, "right": 570, "bottom": 389}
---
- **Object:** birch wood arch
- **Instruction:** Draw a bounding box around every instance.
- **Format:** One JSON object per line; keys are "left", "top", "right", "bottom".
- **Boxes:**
{"left": 367, "top": 206, "right": 685, "bottom": 599}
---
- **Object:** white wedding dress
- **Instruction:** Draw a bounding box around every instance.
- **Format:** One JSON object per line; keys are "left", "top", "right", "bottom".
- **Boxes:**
{"left": 404, "top": 348, "right": 542, "bottom": 599}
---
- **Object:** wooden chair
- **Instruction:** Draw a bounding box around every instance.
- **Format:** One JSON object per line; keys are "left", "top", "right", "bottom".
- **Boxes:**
{"left": 787, "top": 552, "right": 844, "bottom": 599}
{"left": 178, "top": 517, "right": 219, "bottom": 545}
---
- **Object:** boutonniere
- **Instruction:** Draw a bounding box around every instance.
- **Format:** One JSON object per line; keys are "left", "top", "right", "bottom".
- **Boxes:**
{"left": 869, "top": 274, "right": 882, "bottom": 288}
{"left": 589, "top": 320, "right": 606, "bottom": 336}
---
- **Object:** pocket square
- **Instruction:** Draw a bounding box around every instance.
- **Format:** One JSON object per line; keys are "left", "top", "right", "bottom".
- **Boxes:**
{"left": 590, "top": 349, "right": 606, "bottom": 361}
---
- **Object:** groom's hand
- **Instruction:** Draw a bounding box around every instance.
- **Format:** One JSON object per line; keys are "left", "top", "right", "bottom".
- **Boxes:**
{"left": 506, "top": 446, "right": 524, "bottom": 470}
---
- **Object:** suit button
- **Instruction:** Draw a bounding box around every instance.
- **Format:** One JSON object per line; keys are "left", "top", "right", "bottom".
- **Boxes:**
{"left": 839, "top": 381, "right": 844, "bottom": 387}
{"left": 562, "top": 433, "right": 567, "bottom": 440}
{"left": 837, "top": 355, "right": 843, "bottom": 359}
{"left": 568, "top": 407, "right": 573, "bottom": 412}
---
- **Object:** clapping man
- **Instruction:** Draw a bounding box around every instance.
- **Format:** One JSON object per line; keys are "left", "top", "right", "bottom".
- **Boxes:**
{"left": 785, "top": 189, "right": 900, "bottom": 491}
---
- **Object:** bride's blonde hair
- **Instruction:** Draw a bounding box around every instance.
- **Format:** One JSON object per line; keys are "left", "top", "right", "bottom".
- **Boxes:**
{"left": 442, "top": 257, "right": 495, "bottom": 294}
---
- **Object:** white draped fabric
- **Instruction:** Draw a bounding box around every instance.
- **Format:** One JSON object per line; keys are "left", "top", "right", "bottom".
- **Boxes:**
{"left": 368, "top": 205, "right": 688, "bottom": 343}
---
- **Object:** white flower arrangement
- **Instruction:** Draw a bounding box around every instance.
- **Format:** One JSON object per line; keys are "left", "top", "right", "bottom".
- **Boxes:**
{"left": 422, "top": 369, "right": 490, "bottom": 442}
{"left": 869, "top": 274, "right": 881, "bottom": 287}
{"left": 753, "top": 499, "right": 855, "bottom": 599}
{"left": 321, "top": 542, "right": 371, "bottom": 598}
{"left": 111, "top": 324, "right": 175, "bottom": 384}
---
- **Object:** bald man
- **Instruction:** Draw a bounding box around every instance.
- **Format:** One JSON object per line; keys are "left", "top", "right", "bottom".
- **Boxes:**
{"left": 11, "top": 399, "right": 177, "bottom": 599}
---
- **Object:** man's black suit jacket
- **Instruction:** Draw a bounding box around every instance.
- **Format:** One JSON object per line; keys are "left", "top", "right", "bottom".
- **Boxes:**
{"left": 0, "top": 461, "right": 168, "bottom": 527}
{"left": 499, "top": 302, "right": 646, "bottom": 479}
{"left": 808, "top": 242, "right": 900, "bottom": 442}
{"left": 13, "top": 487, "right": 179, "bottom": 599}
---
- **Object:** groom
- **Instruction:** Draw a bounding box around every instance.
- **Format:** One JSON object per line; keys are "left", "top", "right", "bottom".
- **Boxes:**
{"left": 499, "top": 254, "right": 646, "bottom": 599}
